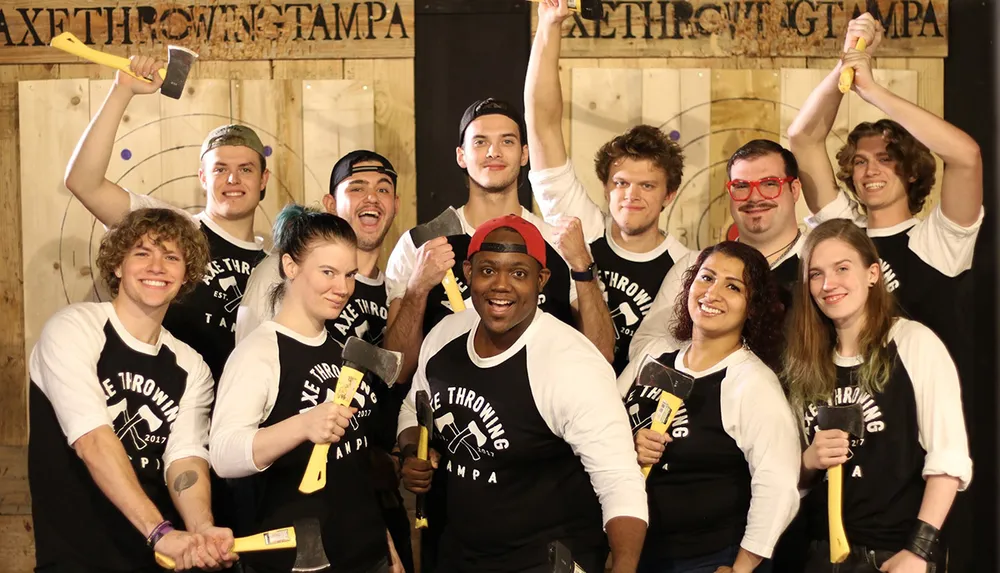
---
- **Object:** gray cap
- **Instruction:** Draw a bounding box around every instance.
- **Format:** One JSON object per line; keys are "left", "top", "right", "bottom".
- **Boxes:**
{"left": 200, "top": 124, "right": 266, "bottom": 160}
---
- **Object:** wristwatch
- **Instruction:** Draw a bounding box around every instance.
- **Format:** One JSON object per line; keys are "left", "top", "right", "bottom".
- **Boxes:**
{"left": 571, "top": 262, "right": 597, "bottom": 282}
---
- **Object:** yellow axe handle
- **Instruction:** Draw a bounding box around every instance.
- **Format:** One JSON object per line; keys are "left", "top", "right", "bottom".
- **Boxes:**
{"left": 155, "top": 526, "right": 297, "bottom": 569}
{"left": 414, "top": 425, "right": 430, "bottom": 529}
{"left": 299, "top": 365, "right": 365, "bottom": 494}
{"left": 50, "top": 32, "right": 165, "bottom": 83}
{"left": 442, "top": 269, "right": 466, "bottom": 312}
{"left": 838, "top": 37, "right": 868, "bottom": 94}
{"left": 827, "top": 464, "right": 850, "bottom": 563}
{"left": 640, "top": 392, "right": 683, "bottom": 479}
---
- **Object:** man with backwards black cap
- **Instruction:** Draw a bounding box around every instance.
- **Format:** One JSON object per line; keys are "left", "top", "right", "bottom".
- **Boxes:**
{"left": 235, "top": 149, "right": 413, "bottom": 572}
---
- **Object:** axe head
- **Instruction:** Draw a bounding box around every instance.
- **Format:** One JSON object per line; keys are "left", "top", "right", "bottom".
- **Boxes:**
{"left": 160, "top": 45, "right": 198, "bottom": 100}
{"left": 636, "top": 355, "right": 695, "bottom": 401}
{"left": 817, "top": 403, "right": 865, "bottom": 438}
{"left": 291, "top": 518, "right": 329, "bottom": 572}
{"left": 570, "top": 0, "right": 602, "bottom": 20}
{"left": 219, "top": 275, "right": 238, "bottom": 291}
{"left": 548, "top": 541, "right": 578, "bottom": 573}
{"left": 416, "top": 390, "right": 433, "bottom": 431}
{"left": 410, "top": 207, "right": 464, "bottom": 247}
{"left": 342, "top": 337, "right": 403, "bottom": 386}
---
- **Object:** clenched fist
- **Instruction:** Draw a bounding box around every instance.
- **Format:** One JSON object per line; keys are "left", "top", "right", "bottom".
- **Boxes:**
{"left": 550, "top": 216, "right": 593, "bottom": 273}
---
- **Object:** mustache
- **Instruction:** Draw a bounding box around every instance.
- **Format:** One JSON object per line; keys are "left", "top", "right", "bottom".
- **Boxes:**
{"left": 738, "top": 201, "right": 778, "bottom": 212}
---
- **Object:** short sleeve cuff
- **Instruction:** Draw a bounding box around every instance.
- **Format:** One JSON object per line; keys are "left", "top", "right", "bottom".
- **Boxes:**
{"left": 162, "top": 448, "right": 211, "bottom": 477}
{"left": 397, "top": 408, "right": 418, "bottom": 440}
{"left": 805, "top": 191, "right": 860, "bottom": 228}
{"left": 740, "top": 539, "right": 776, "bottom": 560}
{"left": 923, "top": 450, "right": 973, "bottom": 491}
{"left": 65, "top": 419, "right": 113, "bottom": 448}
{"left": 527, "top": 160, "right": 574, "bottom": 186}
{"left": 599, "top": 490, "right": 649, "bottom": 528}
{"left": 930, "top": 203, "right": 984, "bottom": 237}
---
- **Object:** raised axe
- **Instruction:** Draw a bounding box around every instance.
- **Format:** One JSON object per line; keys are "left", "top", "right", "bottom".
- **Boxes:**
{"left": 220, "top": 276, "right": 245, "bottom": 313}
{"left": 838, "top": 0, "right": 879, "bottom": 94}
{"left": 299, "top": 337, "right": 403, "bottom": 494}
{"left": 633, "top": 354, "right": 695, "bottom": 479}
{"left": 155, "top": 519, "right": 328, "bottom": 572}
{"left": 409, "top": 207, "right": 467, "bottom": 313}
{"left": 528, "top": 0, "right": 602, "bottom": 20}
{"left": 49, "top": 33, "right": 197, "bottom": 100}
{"left": 449, "top": 420, "right": 488, "bottom": 456}
{"left": 817, "top": 403, "right": 865, "bottom": 564}
{"left": 435, "top": 412, "right": 480, "bottom": 461}
{"left": 548, "top": 540, "right": 588, "bottom": 573}
{"left": 414, "top": 390, "right": 433, "bottom": 530}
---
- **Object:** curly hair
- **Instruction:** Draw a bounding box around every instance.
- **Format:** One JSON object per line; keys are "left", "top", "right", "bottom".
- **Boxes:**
{"left": 97, "top": 208, "right": 210, "bottom": 300}
{"left": 835, "top": 119, "right": 936, "bottom": 215}
{"left": 594, "top": 125, "right": 685, "bottom": 194}
{"left": 669, "top": 241, "right": 786, "bottom": 370}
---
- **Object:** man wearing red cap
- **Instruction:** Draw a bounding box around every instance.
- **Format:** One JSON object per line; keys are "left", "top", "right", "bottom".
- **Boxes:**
{"left": 396, "top": 215, "right": 647, "bottom": 573}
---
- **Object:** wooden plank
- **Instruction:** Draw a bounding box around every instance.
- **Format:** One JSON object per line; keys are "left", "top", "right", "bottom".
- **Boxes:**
{"left": 907, "top": 58, "right": 944, "bottom": 217}
{"left": 0, "top": 446, "right": 29, "bottom": 515}
{"left": 301, "top": 79, "right": 375, "bottom": 209}
{"left": 848, "top": 69, "right": 918, "bottom": 127}
{"left": 232, "top": 80, "right": 305, "bottom": 241}
{"left": 569, "top": 68, "right": 642, "bottom": 213}
{"left": 533, "top": 0, "right": 948, "bottom": 59}
{"left": 0, "top": 0, "right": 415, "bottom": 63}
{"left": 271, "top": 60, "right": 345, "bottom": 80}
{"left": 56, "top": 64, "right": 114, "bottom": 80}
{"left": 189, "top": 62, "right": 272, "bottom": 80}
{"left": 18, "top": 79, "right": 92, "bottom": 380}
{"left": 0, "top": 81, "right": 26, "bottom": 446}
{"left": 0, "top": 64, "right": 58, "bottom": 82}
{"left": 0, "top": 515, "right": 34, "bottom": 572}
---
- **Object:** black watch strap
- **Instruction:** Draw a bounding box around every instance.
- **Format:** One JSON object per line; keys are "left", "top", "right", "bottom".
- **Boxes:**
{"left": 571, "top": 262, "right": 596, "bottom": 282}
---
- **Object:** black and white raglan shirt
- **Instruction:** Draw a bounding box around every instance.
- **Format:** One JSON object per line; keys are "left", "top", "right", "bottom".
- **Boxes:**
{"left": 386, "top": 206, "right": 578, "bottom": 334}
{"left": 529, "top": 160, "right": 693, "bottom": 375}
{"left": 130, "top": 192, "right": 267, "bottom": 382}
{"left": 618, "top": 338, "right": 801, "bottom": 562}
{"left": 799, "top": 318, "right": 972, "bottom": 552}
{"left": 628, "top": 234, "right": 805, "bottom": 362}
{"left": 397, "top": 309, "right": 648, "bottom": 572}
{"left": 806, "top": 191, "right": 982, "bottom": 388}
{"left": 28, "top": 302, "right": 214, "bottom": 572}
{"left": 209, "top": 321, "right": 388, "bottom": 573}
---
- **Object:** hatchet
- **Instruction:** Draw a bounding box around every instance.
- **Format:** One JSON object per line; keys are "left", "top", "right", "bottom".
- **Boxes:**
{"left": 409, "top": 207, "right": 467, "bottom": 313}
{"left": 548, "top": 540, "right": 588, "bottom": 573}
{"left": 435, "top": 411, "right": 480, "bottom": 461}
{"left": 299, "top": 337, "right": 403, "bottom": 493}
{"left": 414, "top": 390, "right": 433, "bottom": 530}
{"left": 49, "top": 33, "right": 197, "bottom": 100}
{"left": 220, "top": 276, "right": 244, "bottom": 313}
{"left": 838, "top": 0, "right": 878, "bottom": 94}
{"left": 155, "top": 519, "right": 323, "bottom": 570}
{"left": 817, "top": 403, "right": 865, "bottom": 563}
{"left": 633, "top": 354, "right": 695, "bottom": 479}
{"left": 528, "top": 0, "right": 602, "bottom": 20}
{"left": 448, "top": 421, "right": 487, "bottom": 455}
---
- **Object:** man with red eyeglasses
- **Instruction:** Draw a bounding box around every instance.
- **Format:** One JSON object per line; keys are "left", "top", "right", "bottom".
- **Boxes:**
{"left": 629, "top": 139, "right": 805, "bottom": 357}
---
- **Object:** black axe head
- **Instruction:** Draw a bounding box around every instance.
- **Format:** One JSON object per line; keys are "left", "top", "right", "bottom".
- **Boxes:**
{"left": 817, "top": 403, "right": 865, "bottom": 438}
{"left": 636, "top": 354, "right": 696, "bottom": 401}
{"left": 342, "top": 337, "right": 403, "bottom": 386}
{"left": 548, "top": 541, "right": 584, "bottom": 573}
{"left": 410, "top": 207, "right": 464, "bottom": 248}
{"left": 570, "top": 0, "right": 602, "bottom": 20}
{"left": 160, "top": 45, "right": 198, "bottom": 100}
{"left": 291, "top": 518, "right": 329, "bottom": 572}
{"left": 416, "top": 390, "right": 433, "bottom": 431}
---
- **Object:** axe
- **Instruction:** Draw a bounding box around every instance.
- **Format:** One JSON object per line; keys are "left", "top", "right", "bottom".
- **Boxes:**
{"left": 838, "top": 0, "right": 878, "bottom": 94}
{"left": 155, "top": 519, "right": 326, "bottom": 571}
{"left": 299, "top": 337, "right": 403, "bottom": 493}
{"left": 220, "top": 276, "right": 244, "bottom": 313}
{"left": 548, "top": 541, "right": 588, "bottom": 573}
{"left": 414, "top": 390, "right": 433, "bottom": 530}
{"left": 410, "top": 207, "right": 467, "bottom": 313}
{"left": 528, "top": 0, "right": 602, "bottom": 20}
{"left": 609, "top": 302, "right": 640, "bottom": 327}
{"left": 633, "top": 354, "right": 695, "bottom": 479}
{"left": 435, "top": 412, "right": 480, "bottom": 461}
{"left": 448, "top": 421, "right": 487, "bottom": 455}
{"left": 49, "top": 33, "right": 197, "bottom": 100}
{"left": 121, "top": 404, "right": 162, "bottom": 450}
{"left": 817, "top": 403, "right": 865, "bottom": 563}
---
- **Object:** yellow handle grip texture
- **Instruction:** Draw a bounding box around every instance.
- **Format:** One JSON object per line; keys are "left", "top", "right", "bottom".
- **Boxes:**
{"left": 838, "top": 37, "right": 868, "bottom": 94}
{"left": 155, "top": 526, "right": 297, "bottom": 569}
{"left": 299, "top": 366, "right": 366, "bottom": 493}
{"left": 527, "top": 0, "right": 583, "bottom": 14}
{"left": 640, "top": 393, "right": 683, "bottom": 479}
{"left": 442, "top": 269, "right": 466, "bottom": 312}
{"left": 414, "top": 426, "right": 431, "bottom": 529}
{"left": 827, "top": 464, "right": 850, "bottom": 563}
{"left": 50, "top": 32, "right": 166, "bottom": 83}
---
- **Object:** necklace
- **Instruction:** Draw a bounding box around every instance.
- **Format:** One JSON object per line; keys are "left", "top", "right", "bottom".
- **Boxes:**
{"left": 761, "top": 230, "right": 801, "bottom": 263}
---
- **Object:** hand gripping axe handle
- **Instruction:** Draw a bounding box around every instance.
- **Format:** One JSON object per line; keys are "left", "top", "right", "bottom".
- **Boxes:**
{"left": 155, "top": 524, "right": 296, "bottom": 569}
{"left": 410, "top": 207, "right": 467, "bottom": 312}
{"left": 838, "top": 0, "right": 878, "bottom": 93}
{"left": 817, "top": 403, "right": 865, "bottom": 563}
{"left": 414, "top": 389, "right": 433, "bottom": 529}
{"left": 632, "top": 354, "right": 695, "bottom": 479}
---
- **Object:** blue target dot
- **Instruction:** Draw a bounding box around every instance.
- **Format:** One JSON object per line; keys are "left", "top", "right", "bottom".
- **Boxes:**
{"left": 120, "top": 149, "right": 132, "bottom": 160}
{"left": 263, "top": 145, "right": 273, "bottom": 157}
{"left": 669, "top": 130, "right": 681, "bottom": 141}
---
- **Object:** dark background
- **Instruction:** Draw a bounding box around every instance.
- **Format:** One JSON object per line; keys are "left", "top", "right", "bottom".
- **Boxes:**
{"left": 414, "top": 1, "right": 997, "bottom": 568}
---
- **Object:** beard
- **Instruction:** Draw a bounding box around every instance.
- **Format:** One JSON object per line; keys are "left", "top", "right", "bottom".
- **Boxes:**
{"left": 470, "top": 168, "right": 520, "bottom": 194}
{"left": 356, "top": 226, "right": 391, "bottom": 252}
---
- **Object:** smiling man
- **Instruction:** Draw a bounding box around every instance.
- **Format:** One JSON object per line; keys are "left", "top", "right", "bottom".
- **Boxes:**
{"left": 396, "top": 214, "right": 647, "bottom": 573}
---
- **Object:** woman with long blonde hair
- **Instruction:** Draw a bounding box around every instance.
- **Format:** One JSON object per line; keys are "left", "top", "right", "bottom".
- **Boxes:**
{"left": 785, "top": 219, "right": 971, "bottom": 573}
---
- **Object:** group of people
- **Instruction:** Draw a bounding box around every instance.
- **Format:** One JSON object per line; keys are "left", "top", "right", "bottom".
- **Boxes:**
{"left": 27, "top": 2, "right": 979, "bottom": 573}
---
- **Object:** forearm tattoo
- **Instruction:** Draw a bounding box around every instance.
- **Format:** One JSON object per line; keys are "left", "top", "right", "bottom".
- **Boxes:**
{"left": 172, "top": 470, "right": 199, "bottom": 497}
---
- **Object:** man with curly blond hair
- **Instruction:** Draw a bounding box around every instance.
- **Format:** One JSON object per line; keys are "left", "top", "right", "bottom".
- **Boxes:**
{"left": 525, "top": 0, "right": 693, "bottom": 374}
{"left": 28, "top": 208, "right": 238, "bottom": 572}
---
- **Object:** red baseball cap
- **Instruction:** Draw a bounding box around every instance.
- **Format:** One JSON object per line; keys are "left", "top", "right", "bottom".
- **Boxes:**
{"left": 467, "top": 214, "right": 547, "bottom": 267}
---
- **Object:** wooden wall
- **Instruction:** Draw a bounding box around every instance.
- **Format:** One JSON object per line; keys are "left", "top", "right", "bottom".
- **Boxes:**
{"left": 0, "top": 57, "right": 414, "bottom": 571}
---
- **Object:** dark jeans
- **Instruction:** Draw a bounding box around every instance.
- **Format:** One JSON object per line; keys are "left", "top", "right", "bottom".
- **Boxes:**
{"left": 805, "top": 540, "right": 941, "bottom": 573}
{"left": 638, "top": 544, "right": 773, "bottom": 573}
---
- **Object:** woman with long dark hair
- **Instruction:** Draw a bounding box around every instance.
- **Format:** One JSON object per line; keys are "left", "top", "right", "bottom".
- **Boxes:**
{"left": 785, "top": 219, "right": 971, "bottom": 572}
{"left": 620, "top": 241, "right": 800, "bottom": 573}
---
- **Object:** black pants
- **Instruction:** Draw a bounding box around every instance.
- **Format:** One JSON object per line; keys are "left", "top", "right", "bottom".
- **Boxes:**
{"left": 239, "top": 557, "right": 390, "bottom": 573}
{"left": 804, "top": 540, "right": 943, "bottom": 573}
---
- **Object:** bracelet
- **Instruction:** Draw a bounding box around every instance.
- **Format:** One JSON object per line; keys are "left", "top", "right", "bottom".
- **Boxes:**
{"left": 146, "top": 520, "right": 175, "bottom": 549}
{"left": 905, "top": 519, "right": 940, "bottom": 562}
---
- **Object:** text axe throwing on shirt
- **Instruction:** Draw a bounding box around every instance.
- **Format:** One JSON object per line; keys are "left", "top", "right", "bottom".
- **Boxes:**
{"left": 298, "top": 361, "right": 379, "bottom": 459}
{"left": 0, "top": 0, "right": 414, "bottom": 63}
{"left": 100, "top": 371, "right": 179, "bottom": 471}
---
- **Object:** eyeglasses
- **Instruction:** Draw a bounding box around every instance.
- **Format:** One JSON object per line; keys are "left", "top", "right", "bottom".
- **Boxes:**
{"left": 725, "top": 177, "right": 795, "bottom": 201}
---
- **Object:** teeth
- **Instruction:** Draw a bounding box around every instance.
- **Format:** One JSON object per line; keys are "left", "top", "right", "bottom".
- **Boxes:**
{"left": 489, "top": 300, "right": 513, "bottom": 307}
{"left": 223, "top": 191, "right": 244, "bottom": 196}
{"left": 699, "top": 303, "right": 722, "bottom": 315}
{"left": 359, "top": 211, "right": 380, "bottom": 218}
{"left": 864, "top": 182, "right": 886, "bottom": 190}
{"left": 142, "top": 280, "right": 167, "bottom": 287}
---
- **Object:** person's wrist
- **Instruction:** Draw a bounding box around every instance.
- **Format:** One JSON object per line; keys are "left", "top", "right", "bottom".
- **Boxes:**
{"left": 400, "top": 443, "right": 418, "bottom": 460}
{"left": 571, "top": 261, "right": 596, "bottom": 281}
{"left": 146, "top": 520, "right": 175, "bottom": 548}
{"left": 905, "top": 520, "right": 940, "bottom": 563}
